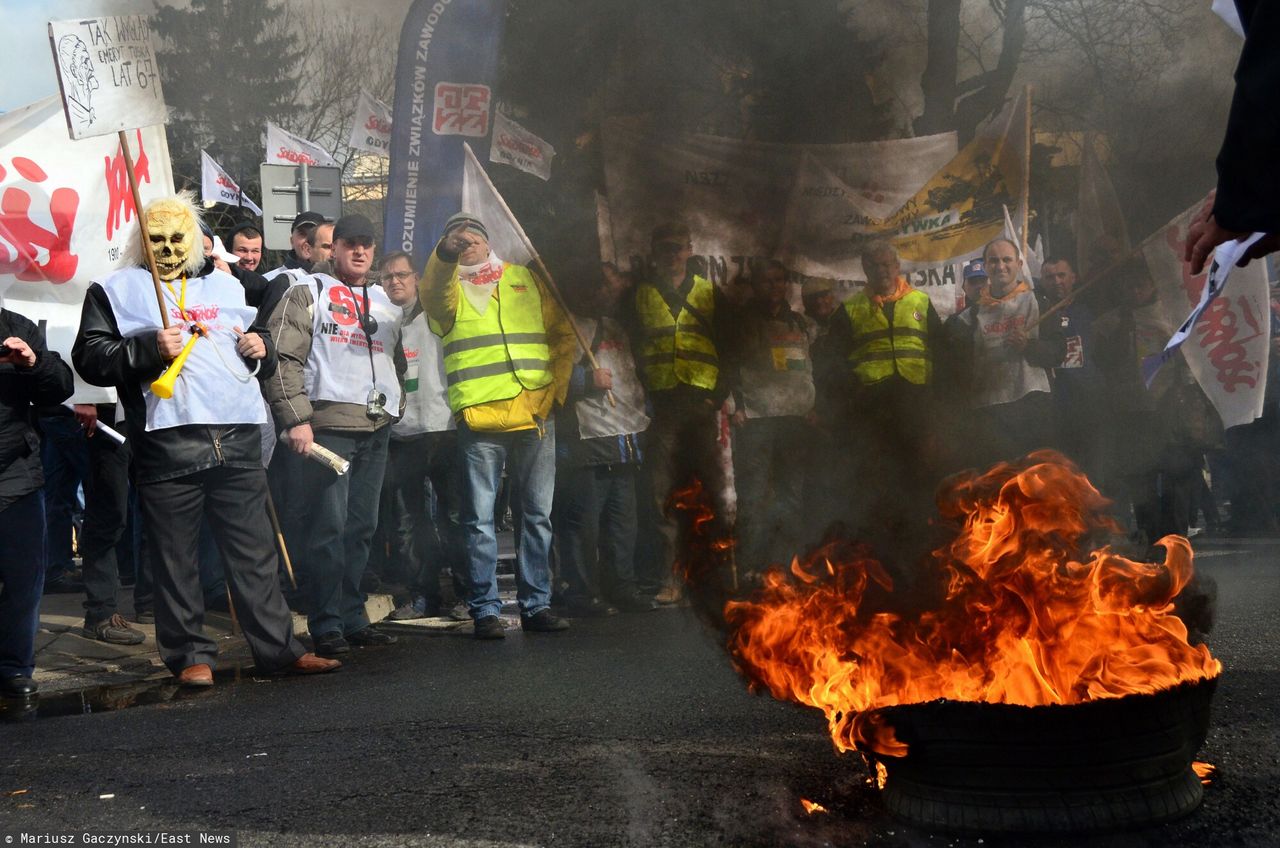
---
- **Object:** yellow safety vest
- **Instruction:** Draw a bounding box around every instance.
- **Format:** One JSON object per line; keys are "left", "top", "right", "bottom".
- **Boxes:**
{"left": 845, "top": 288, "right": 932, "bottom": 386}
{"left": 635, "top": 276, "right": 719, "bottom": 391}
{"left": 438, "top": 264, "right": 552, "bottom": 412}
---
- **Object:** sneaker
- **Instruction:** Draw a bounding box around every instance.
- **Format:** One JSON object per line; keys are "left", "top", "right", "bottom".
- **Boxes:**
{"left": 347, "top": 626, "right": 398, "bottom": 647}
{"left": 654, "top": 584, "right": 684, "bottom": 605}
{"left": 84, "top": 613, "right": 146, "bottom": 646}
{"left": 473, "top": 615, "right": 506, "bottom": 640}
{"left": 389, "top": 596, "right": 429, "bottom": 621}
{"left": 521, "top": 609, "right": 570, "bottom": 633}
{"left": 447, "top": 602, "right": 471, "bottom": 622}
{"left": 313, "top": 631, "right": 350, "bottom": 658}
{"left": 134, "top": 609, "right": 155, "bottom": 625}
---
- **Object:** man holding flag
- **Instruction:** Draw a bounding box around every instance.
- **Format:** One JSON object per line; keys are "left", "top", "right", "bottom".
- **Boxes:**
{"left": 418, "top": 213, "right": 576, "bottom": 640}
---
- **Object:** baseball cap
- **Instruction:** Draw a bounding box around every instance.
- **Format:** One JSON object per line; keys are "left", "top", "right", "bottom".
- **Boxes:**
{"left": 209, "top": 235, "right": 239, "bottom": 265}
{"left": 651, "top": 221, "right": 690, "bottom": 246}
{"left": 443, "top": 212, "right": 488, "bottom": 241}
{"left": 290, "top": 210, "right": 327, "bottom": 232}
{"left": 332, "top": 214, "right": 376, "bottom": 244}
{"left": 963, "top": 259, "right": 987, "bottom": 280}
{"left": 801, "top": 277, "right": 835, "bottom": 297}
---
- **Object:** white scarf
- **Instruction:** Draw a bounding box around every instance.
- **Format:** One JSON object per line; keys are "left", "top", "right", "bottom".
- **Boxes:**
{"left": 458, "top": 253, "right": 504, "bottom": 314}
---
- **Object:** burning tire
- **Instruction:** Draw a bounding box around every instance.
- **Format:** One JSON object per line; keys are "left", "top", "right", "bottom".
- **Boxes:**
{"left": 868, "top": 678, "right": 1217, "bottom": 833}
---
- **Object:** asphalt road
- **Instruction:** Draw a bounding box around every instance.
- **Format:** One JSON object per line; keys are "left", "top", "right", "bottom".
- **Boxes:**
{"left": 2, "top": 539, "right": 1278, "bottom": 848}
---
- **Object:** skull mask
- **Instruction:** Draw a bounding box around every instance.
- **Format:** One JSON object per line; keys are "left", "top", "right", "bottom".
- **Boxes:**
{"left": 142, "top": 195, "right": 204, "bottom": 282}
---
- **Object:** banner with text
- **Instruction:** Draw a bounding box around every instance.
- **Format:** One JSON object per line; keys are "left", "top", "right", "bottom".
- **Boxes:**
{"left": 1142, "top": 205, "right": 1270, "bottom": 429}
{"left": 489, "top": 110, "right": 555, "bottom": 181}
{"left": 600, "top": 114, "right": 959, "bottom": 309}
{"left": 348, "top": 89, "right": 393, "bottom": 157}
{"left": 1, "top": 95, "right": 174, "bottom": 400}
{"left": 265, "top": 122, "right": 337, "bottom": 167}
{"left": 384, "top": 0, "right": 508, "bottom": 267}
{"left": 201, "top": 150, "right": 262, "bottom": 215}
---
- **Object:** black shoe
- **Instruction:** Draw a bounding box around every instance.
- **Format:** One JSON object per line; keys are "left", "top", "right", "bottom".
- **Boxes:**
{"left": 313, "top": 631, "right": 351, "bottom": 658}
{"left": 566, "top": 597, "right": 618, "bottom": 618}
{"left": 0, "top": 676, "right": 37, "bottom": 698}
{"left": 134, "top": 609, "right": 155, "bottom": 625}
{"left": 43, "top": 574, "right": 85, "bottom": 594}
{"left": 521, "top": 609, "right": 570, "bottom": 633}
{"left": 347, "top": 626, "right": 398, "bottom": 647}
{"left": 613, "top": 593, "right": 658, "bottom": 613}
{"left": 473, "top": 615, "right": 506, "bottom": 640}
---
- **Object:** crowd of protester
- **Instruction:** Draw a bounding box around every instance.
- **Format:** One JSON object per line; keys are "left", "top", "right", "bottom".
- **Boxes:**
{"left": 4, "top": 203, "right": 1279, "bottom": 698}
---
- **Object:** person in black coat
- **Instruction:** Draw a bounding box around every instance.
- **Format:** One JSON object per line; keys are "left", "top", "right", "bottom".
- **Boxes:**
{"left": 1185, "top": 1, "right": 1280, "bottom": 273}
{"left": 0, "top": 303, "right": 74, "bottom": 699}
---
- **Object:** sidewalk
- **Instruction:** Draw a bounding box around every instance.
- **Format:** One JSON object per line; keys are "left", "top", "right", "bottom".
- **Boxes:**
{"left": 31, "top": 590, "right": 399, "bottom": 696}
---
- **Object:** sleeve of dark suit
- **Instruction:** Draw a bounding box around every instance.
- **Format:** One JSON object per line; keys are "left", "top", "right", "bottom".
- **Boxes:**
{"left": 1212, "top": 1, "right": 1280, "bottom": 232}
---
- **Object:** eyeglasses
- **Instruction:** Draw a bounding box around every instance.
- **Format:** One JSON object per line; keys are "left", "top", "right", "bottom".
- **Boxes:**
{"left": 379, "top": 270, "right": 414, "bottom": 283}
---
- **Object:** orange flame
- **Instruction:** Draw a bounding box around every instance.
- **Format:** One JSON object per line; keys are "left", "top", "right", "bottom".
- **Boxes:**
{"left": 706, "top": 453, "right": 1221, "bottom": 757}
{"left": 800, "top": 798, "right": 829, "bottom": 815}
{"left": 1192, "top": 761, "right": 1217, "bottom": 785}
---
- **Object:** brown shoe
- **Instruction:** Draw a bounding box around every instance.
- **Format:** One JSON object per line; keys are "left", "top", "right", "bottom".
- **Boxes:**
{"left": 654, "top": 584, "right": 684, "bottom": 605}
{"left": 177, "top": 663, "right": 214, "bottom": 687}
{"left": 287, "top": 652, "right": 342, "bottom": 675}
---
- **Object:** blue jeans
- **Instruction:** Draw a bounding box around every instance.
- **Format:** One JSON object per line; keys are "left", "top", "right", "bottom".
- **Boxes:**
{"left": 39, "top": 413, "right": 88, "bottom": 581}
{"left": 294, "top": 427, "right": 390, "bottom": 638}
{"left": 458, "top": 419, "right": 556, "bottom": 620}
{"left": 0, "top": 491, "right": 47, "bottom": 678}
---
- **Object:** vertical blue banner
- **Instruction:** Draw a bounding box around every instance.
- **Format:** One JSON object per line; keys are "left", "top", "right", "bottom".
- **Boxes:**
{"left": 384, "top": 0, "right": 508, "bottom": 266}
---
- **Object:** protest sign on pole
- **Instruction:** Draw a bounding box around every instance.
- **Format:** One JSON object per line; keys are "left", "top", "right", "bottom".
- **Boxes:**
{"left": 385, "top": 0, "right": 509, "bottom": 267}
{"left": 265, "top": 122, "right": 338, "bottom": 167}
{"left": 348, "top": 90, "right": 393, "bottom": 157}
{"left": 1, "top": 95, "right": 174, "bottom": 401}
{"left": 49, "top": 13, "right": 171, "bottom": 328}
{"left": 47, "top": 15, "right": 167, "bottom": 141}
{"left": 1141, "top": 205, "right": 1270, "bottom": 428}
{"left": 201, "top": 150, "right": 262, "bottom": 215}
{"left": 489, "top": 110, "right": 555, "bottom": 181}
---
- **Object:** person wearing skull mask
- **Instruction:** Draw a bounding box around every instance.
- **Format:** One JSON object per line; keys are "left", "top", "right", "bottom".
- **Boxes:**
{"left": 73, "top": 193, "right": 339, "bottom": 685}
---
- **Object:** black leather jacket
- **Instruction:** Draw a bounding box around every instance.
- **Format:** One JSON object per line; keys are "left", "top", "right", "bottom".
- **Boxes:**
{"left": 72, "top": 261, "right": 278, "bottom": 484}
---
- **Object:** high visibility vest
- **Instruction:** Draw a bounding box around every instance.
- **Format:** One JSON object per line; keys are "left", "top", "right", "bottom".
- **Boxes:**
{"left": 635, "top": 276, "right": 719, "bottom": 392}
{"left": 844, "top": 288, "right": 932, "bottom": 386}
{"left": 438, "top": 263, "right": 552, "bottom": 412}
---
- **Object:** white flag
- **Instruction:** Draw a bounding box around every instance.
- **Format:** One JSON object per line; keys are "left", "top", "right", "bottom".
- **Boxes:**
{"left": 1001, "top": 203, "right": 1036, "bottom": 287}
{"left": 200, "top": 150, "right": 262, "bottom": 215}
{"left": 347, "top": 90, "right": 392, "bottom": 156}
{"left": 489, "top": 111, "right": 555, "bottom": 181}
{"left": 265, "top": 122, "right": 337, "bottom": 167}
{"left": 462, "top": 142, "right": 532, "bottom": 265}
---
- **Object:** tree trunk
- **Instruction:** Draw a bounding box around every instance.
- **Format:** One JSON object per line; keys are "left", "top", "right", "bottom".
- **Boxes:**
{"left": 915, "top": 0, "right": 962, "bottom": 137}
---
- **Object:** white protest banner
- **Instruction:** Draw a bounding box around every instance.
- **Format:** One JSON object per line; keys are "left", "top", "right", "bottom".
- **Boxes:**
{"left": 265, "top": 122, "right": 337, "bottom": 167}
{"left": 601, "top": 116, "right": 958, "bottom": 289}
{"left": 200, "top": 150, "right": 262, "bottom": 215}
{"left": 347, "top": 90, "right": 392, "bottom": 157}
{"left": 48, "top": 15, "right": 167, "bottom": 141}
{"left": 489, "top": 111, "right": 555, "bottom": 181}
{"left": 1, "top": 95, "right": 174, "bottom": 401}
{"left": 462, "top": 142, "right": 532, "bottom": 265}
{"left": 1141, "top": 205, "right": 1270, "bottom": 428}
{"left": 1076, "top": 135, "right": 1130, "bottom": 279}
{"left": 778, "top": 92, "right": 1029, "bottom": 317}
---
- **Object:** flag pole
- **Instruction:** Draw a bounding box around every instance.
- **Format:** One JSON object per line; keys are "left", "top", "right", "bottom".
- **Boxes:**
{"left": 1020, "top": 84, "right": 1032, "bottom": 263}
{"left": 120, "top": 130, "right": 170, "bottom": 329}
{"left": 464, "top": 145, "right": 617, "bottom": 406}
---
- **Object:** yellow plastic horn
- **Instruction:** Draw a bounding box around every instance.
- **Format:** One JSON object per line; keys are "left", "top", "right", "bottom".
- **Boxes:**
{"left": 150, "top": 333, "right": 199, "bottom": 399}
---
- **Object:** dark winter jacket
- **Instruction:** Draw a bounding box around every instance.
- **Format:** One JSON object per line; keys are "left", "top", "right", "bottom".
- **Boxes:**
{"left": 0, "top": 308, "right": 74, "bottom": 510}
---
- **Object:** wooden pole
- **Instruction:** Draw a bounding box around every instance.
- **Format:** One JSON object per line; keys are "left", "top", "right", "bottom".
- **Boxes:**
{"left": 1020, "top": 84, "right": 1033, "bottom": 265}
{"left": 466, "top": 147, "right": 617, "bottom": 406}
{"left": 265, "top": 491, "right": 297, "bottom": 590}
{"left": 118, "top": 130, "right": 170, "bottom": 329}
